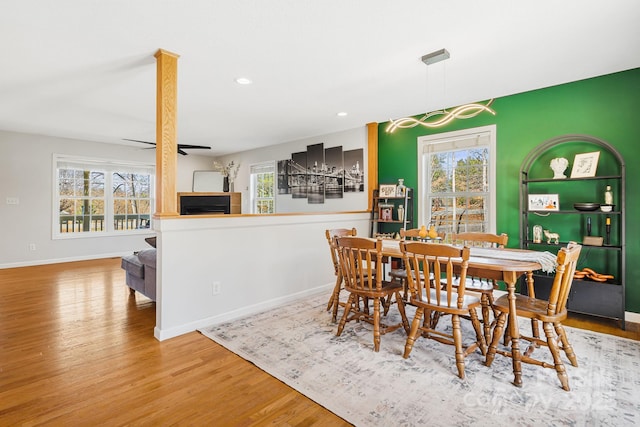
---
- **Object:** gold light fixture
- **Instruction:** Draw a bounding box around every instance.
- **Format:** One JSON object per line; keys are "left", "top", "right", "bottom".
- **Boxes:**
{"left": 386, "top": 49, "right": 496, "bottom": 133}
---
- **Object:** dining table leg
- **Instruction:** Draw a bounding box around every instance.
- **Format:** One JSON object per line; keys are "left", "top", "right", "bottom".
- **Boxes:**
{"left": 503, "top": 271, "right": 523, "bottom": 387}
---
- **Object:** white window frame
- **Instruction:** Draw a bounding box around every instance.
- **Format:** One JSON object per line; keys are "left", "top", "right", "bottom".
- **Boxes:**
{"left": 53, "top": 154, "right": 155, "bottom": 239}
{"left": 417, "top": 124, "right": 497, "bottom": 234}
{"left": 249, "top": 161, "right": 276, "bottom": 214}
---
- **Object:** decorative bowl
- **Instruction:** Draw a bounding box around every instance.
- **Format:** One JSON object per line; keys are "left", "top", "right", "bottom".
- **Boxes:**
{"left": 600, "top": 204, "right": 614, "bottom": 212}
{"left": 574, "top": 203, "right": 600, "bottom": 211}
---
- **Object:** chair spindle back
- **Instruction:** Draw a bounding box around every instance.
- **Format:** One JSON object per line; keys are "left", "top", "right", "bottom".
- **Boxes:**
{"left": 401, "top": 242, "right": 470, "bottom": 309}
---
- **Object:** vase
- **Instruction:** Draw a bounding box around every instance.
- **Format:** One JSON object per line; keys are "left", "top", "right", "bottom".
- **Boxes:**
{"left": 396, "top": 178, "right": 406, "bottom": 197}
{"left": 223, "top": 176, "right": 229, "bottom": 192}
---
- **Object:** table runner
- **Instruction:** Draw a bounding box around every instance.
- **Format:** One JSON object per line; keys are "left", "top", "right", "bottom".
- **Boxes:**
{"left": 383, "top": 240, "right": 557, "bottom": 273}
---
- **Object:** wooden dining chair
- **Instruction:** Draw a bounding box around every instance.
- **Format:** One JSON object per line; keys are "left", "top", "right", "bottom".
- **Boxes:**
{"left": 485, "top": 242, "right": 582, "bottom": 391}
{"left": 448, "top": 232, "right": 508, "bottom": 344}
{"left": 335, "top": 236, "right": 410, "bottom": 352}
{"left": 400, "top": 241, "right": 486, "bottom": 379}
{"left": 389, "top": 228, "right": 439, "bottom": 301}
{"left": 325, "top": 228, "right": 357, "bottom": 322}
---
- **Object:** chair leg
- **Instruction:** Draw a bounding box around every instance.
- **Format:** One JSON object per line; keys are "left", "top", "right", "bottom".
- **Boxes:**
{"left": 480, "top": 293, "right": 492, "bottom": 346}
{"left": 373, "top": 297, "right": 381, "bottom": 352}
{"left": 329, "top": 275, "right": 343, "bottom": 322}
{"left": 543, "top": 322, "right": 570, "bottom": 391}
{"left": 485, "top": 311, "right": 507, "bottom": 367}
{"left": 469, "top": 308, "right": 487, "bottom": 355}
{"left": 336, "top": 293, "right": 354, "bottom": 336}
{"left": 554, "top": 322, "right": 578, "bottom": 367}
{"left": 452, "top": 314, "right": 465, "bottom": 379}
{"left": 395, "top": 291, "right": 410, "bottom": 334}
{"left": 382, "top": 294, "right": 392, "bottom": 316}
{"left": 403, "top": 307, "right": 424, "bottom": 358}
{"left": 429, "top": 311, "right": 441, "bottom": 329}
{"left": 531, "top": 318, "right": 541, "bottom": 340}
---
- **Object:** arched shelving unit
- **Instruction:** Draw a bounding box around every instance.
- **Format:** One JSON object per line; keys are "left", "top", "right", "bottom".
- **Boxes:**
{"left": 520, "top": 134, "right": 625, "bottom": 328}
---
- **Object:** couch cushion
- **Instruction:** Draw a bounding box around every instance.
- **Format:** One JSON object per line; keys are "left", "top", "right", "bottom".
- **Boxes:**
{"left": 137, "top": 248, "right": 157, "bottom": 268}
{"left": 121, "top": 254, "right": 144, "bottom": 278}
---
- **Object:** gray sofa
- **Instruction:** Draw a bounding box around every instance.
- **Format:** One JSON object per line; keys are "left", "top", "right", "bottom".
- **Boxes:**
{"left": 121, "top": 248, "right": 156, "bottom": 301}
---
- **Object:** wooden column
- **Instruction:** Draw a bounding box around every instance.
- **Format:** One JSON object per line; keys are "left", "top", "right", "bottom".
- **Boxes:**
{"left": 154, "top": 49, "right": 180, "bottom": 216}
{"left": 366, "top": 122, "right": 378, "bottom": 211}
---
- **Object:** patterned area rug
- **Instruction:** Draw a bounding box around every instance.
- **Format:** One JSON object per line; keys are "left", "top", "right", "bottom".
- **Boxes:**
{"left": 199, "top": 294, "right": 640, "bottom": 426}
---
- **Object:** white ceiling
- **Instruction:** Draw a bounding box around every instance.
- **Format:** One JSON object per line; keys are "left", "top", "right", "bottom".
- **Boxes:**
{"left": 1, "top": 1, "right": 639, "bottom": 156}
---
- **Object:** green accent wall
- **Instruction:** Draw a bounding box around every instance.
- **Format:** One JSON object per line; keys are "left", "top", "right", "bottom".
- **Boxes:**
{"left": 378, "top": 68, "right": 640, "bottom": 313}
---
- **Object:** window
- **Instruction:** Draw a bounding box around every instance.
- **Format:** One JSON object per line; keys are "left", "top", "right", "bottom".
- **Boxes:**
{"left": 417, "top": 125, "right": 496, "bottom": 235}
{"left": 250, "top": 162, "right": 275, "bottom": 214}
{"left": 54, "top": 155, "right": 154, "bottom": 238}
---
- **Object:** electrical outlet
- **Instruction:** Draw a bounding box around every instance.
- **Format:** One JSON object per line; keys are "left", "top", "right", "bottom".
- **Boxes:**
{"left": 6, "top": 197, "right": 19, "bottom": 205}
{"left": 29, "top": 243, "right": 36, "bottom": 251}
{"left": 212, "top": 281, "right": 221, "bottom": 295}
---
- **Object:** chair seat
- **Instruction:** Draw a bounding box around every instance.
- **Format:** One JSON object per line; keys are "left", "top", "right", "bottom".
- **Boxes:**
{"left": 493, "top": 294, "right": 568, "bottom": 322}
{"left": 389, "top": 268, "right": 408, "bottom": 279}
{"left": 346, "top": 280, "right": 403, "bottom": 298}
{"left": 413, "top": 288, "right": 481, "bottom": 309}
{"left": 391, "top": 269, "right": 430, "bottom": 280}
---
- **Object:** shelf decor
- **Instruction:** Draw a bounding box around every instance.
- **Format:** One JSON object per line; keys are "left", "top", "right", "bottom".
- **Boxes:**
{"left": 379, "top": 184, "right": 397, "bottom": 198}
{"left": 370, "top": 187, "right": 413, "bottom": 237}
{"left": 528, "top": 194, "right": 559, "bottom": 211}
{"left": 549, "top": 157, "right": 569, "bottom": 179}
{"left": 570, "top": 151, "right": 600, "bottom": 178}
{"left": 379, "top": 203, "right": 394, "bottom": 221}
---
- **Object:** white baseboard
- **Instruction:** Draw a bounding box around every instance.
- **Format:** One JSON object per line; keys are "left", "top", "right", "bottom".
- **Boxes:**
{"left": 154, "top": 283, "right": 334, "bottom": 341}
{"left": 0, "top": 252, "right": 131, "bottom": 269}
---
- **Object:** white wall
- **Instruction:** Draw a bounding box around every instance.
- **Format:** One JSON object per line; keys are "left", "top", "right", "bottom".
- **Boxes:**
{"left": 153, "top": 212, "right": 370, "bottom": 340}
{"left": 215, "top": 126, "right": 368, "bottom": 213}
{"left": 0, "top": 126, "right": 368, "bottom": 267}
{"left": 0, "top": 130, "right": 212, "bottom": 267}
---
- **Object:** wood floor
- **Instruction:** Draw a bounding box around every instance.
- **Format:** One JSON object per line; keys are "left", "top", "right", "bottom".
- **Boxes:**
{"left": 0, "top": 258, "right": 349, "bottom": 426}
{"left": 1, "top": 258, "right": 637, "bottom": 425}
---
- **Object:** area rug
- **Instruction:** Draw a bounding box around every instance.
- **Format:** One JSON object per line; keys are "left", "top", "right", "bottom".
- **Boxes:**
{"left": 199, "top": 294, "right": 640, "bottom": 426}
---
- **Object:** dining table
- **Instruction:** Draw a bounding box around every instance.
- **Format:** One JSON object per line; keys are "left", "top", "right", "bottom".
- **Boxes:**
{"left": 378, "top": 238, "right": 551, "bottom": 387}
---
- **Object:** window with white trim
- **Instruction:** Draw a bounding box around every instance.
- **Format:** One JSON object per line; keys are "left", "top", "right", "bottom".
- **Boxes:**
{"left": 417, "top": 125, "right": 496, "bottom": 235}
{"left": 250, "top": 161, "right": 275, "bottom": 214}
{"left": 54, "top": 155, "right": 155, "bottom": 238}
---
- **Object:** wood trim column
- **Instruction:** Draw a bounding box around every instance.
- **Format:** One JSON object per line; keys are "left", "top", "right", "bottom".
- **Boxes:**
{"left": 366, "top": 122, "right": 378, "bottom": 211}
{"left": 154, "top": 49, "right": 180, "bottom": 217}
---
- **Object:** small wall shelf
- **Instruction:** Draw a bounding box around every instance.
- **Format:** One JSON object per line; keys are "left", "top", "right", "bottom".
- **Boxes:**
{"left": 370, "top": 187, "right": 413, "bottom": 238}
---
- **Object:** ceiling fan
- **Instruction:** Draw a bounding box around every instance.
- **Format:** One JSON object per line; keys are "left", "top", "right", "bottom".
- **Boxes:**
{"left": 123, "top": 139, "right": 211, "bottom": 156}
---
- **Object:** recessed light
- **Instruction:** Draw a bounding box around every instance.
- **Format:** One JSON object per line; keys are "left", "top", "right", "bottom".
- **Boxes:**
{"left": 235, "top": 77, "right": 252, "bottom": 85}
{"left": 337, "top": 112, "right": 347, "bottom": 117}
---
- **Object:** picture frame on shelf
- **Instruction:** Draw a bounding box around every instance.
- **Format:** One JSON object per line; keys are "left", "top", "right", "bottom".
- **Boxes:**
{"left": 379, "top": 204, "right": 394, "bottom": 221}
{"left": 378, "top": 184, "right": 397, "bottom": 198}
{"left": 570, "top": 151, "right": 600, "bottom": 178}
{"left": 528, "top": 194, "right": 559, "bottom": 211}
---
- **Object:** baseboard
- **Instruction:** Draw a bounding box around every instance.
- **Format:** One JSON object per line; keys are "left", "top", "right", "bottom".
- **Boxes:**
{"left": 625, "top": 311, "right": 640, "bottom": 324}
{"left": 154, "top": 282, "right": 334, "bottom": 341}
{"left": 0, "top": 252, "right": 132, "bottom": 269}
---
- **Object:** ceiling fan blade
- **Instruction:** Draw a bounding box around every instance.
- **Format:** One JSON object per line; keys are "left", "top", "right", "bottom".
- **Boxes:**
{"left": 177, "top": 144, "right": 211, "bottom": 150}
{"left": 124, "top": 138, "right": 208, "bottom": 155}
{"left": 123, "top": 138, "right": 156, "bottom": 146}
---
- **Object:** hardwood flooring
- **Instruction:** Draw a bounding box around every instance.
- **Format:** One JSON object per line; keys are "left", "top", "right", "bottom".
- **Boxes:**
{"left": 0, "top": 258, "right": 349, "bottom": 426}
{"left": 1, "top": 258, "right": 637, "bottom": 425}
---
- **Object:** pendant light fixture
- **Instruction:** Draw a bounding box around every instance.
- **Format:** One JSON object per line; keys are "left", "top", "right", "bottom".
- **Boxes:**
{"left": 386, "top": 48, "right": 495, "bottom": 133}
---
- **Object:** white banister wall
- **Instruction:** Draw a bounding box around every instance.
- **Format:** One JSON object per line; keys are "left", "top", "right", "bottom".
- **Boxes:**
{"left": 153, "top": 212, "right": 370, "bottom": 340}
